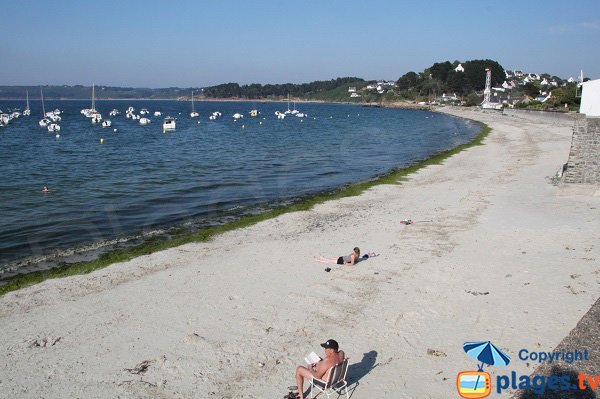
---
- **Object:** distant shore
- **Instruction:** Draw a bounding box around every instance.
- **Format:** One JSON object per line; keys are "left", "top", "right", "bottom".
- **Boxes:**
{"left": 1, "top": 97, "right": 430, "bottom": 110}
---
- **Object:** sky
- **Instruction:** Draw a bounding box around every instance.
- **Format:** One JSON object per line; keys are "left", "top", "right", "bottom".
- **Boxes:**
{"left": 2, "top": 0, "right": 599, "bottom": 88}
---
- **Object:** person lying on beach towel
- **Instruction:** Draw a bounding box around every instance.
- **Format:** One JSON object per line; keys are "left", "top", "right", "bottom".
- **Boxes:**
{"left": 314, "top": 247, "right": 378, "bottom": 266}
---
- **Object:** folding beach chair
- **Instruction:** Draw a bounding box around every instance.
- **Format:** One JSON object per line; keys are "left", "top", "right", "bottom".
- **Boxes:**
{"left": 309, "top": 358, "right": 349, "bottom": 399}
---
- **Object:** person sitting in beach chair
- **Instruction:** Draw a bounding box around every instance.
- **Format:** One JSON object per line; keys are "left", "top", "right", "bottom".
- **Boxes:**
{"left": 294, "top": 339, "right": 345, "bottom": 399}
{"left": 314, "top": 247, "right": 376, "bottom": 265}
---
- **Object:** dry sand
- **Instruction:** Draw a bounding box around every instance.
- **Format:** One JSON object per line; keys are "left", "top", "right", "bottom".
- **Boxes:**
{"left": 0, "top": 107, "right": 598, "bottom": 399}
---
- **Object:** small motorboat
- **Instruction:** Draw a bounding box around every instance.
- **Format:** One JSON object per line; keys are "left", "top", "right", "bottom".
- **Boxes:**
{"left": 163, "top": 116, "right": 176, "bottom": 131}
{"left": 102, "top": 120, "right": 112, "bottom": 128}
{"left": 47, "top": 123, "right": 61, "bottom": 132}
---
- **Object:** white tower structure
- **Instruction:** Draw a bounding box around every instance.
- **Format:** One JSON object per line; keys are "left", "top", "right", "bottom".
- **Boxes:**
{"left": 482, "top": 68, "right": 492, "bottom": 105}
{"left": 482, "top": 68, "right": 500, "bottom": 109}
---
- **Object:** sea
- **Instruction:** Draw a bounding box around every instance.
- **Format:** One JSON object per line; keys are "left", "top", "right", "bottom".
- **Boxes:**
{"left": 0, "top": 100, "right": 481, "bottom": 280}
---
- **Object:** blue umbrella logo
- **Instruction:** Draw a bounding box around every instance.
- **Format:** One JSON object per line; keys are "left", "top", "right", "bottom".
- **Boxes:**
{"left": 460, "top": 341, "right": 511, "bottom": 397}
{"left": 463, "top": 341, "right": 511, "bottom": 370}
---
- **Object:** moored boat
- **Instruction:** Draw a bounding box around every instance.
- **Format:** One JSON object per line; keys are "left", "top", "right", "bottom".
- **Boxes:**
{"left": 47, "top": 123, "right": 61, "bottom": 132}
{"left": 190, "top": 91, "right": 199, "bottom": 118}
{"left": 163, "top": 116, "right": 176, "bottom": 131}
{"left": 23, "top": 90, "right": 31, "bottom": 116}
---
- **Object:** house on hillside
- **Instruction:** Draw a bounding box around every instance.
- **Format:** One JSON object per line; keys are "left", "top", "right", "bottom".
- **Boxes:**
{"left": 348, "top": 87, "right": 356, "bottom": 93}
{"left": 502, "top": 81, "right": 516, "bottom": 90}
{"left": 454, "top": 64, "right": 464, "bottom": 73}
{"left": 440, "top": 93, "right": 459, "bottom": 102}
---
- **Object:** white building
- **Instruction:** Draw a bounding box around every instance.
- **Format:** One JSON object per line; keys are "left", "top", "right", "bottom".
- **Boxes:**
{"left": 455, "top": 64, "right": 464, "bottom": 72}
{"left": 580, "top": 79, "right": 600, "bottom": 117}
{"left": 348, "top": 87, "right": 356, "bottom": 93}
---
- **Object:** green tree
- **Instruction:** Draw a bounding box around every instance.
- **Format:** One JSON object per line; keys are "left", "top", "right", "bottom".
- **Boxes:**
{"left": 462, "top": 60, "right": 505, "bottom": 91}
{"left": 397, "top": 72, "right": 421, "bottom": 91}
{"left": 523, "top": 82, "right": 539, "bottom": 98}
{"left": 446, "top": 70, "right": 468, "bottom": 94}
{"left": 429, "top": 61, "right": 453, "bottom": 82}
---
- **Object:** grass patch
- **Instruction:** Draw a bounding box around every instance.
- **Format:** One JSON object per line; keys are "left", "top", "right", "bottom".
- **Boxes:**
{"left": 0, "top": 119, "right": 490, "bottom": 297}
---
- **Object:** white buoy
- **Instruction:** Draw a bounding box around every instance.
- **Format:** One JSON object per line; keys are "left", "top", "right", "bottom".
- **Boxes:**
{"left": 113, "top": 128, "right": 117, "bottom": 132}
{"left": 55, "top": 134, "right": 60, "bottom": 138}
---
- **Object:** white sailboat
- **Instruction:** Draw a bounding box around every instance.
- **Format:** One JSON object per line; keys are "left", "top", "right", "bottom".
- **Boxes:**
{"left": 190, "top": 90, "right": 199, "bottom": 118}
{"left": 39, "top": 88, "right": 51, "bottom": 127}
{"left": 82, "top": 83, "right": 102, "bottom": 122}
{"left": 284, "top": 94, "right": 291, "bottom": 114}
{"left": 23, "top": 90, "right": 31, "bottom": 116}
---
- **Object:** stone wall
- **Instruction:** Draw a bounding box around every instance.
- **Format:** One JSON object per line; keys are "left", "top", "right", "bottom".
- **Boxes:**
{"left": 502, "top": 108, "right": 575, "bottom": 127}
{"left": 564, "top": 115, "right": 600, "bottom": 183}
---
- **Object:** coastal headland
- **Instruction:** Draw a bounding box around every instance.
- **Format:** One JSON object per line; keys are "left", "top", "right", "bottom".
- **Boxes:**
{"left": 0, "top": 107, "right": 598, "bottom": 398}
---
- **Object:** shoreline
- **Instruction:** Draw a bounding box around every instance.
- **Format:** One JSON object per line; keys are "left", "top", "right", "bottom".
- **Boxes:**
{"left": 0, "top": 111, "right": 488, "bottom": 295}
{"left": 0, "top": 107, "right": 597, "bottom": 398}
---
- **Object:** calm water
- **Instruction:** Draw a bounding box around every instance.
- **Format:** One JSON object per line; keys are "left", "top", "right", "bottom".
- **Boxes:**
{"left": 0, "top": 100, "right": 480, "bottom": 277}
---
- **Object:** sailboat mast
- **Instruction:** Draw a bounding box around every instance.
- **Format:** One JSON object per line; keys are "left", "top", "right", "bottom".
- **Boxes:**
{"left": 40, "top": 87, "right": 45, "bottom": 116}
{"left": 92, "top": 83, "right": 95, "bottom": 111}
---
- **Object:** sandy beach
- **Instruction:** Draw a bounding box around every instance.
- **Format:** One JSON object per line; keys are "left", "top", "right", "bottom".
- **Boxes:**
{"left": 0, "top": 107, "right": 598, "bottom": 399}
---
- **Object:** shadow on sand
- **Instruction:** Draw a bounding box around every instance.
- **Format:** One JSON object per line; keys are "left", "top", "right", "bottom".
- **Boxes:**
{"left": 515, "top": 365, "right": 597, "bottom": 399}
{"left": 346, "top": 350, "right": 378, "bottom": 395}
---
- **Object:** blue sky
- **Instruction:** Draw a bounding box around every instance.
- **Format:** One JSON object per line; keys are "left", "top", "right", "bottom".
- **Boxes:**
{"left": 2, "top": 0, "right": 599, "bottom": 87}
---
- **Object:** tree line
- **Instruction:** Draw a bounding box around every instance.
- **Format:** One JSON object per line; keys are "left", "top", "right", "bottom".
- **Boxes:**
{"left": 396, "top": 59, "right": 506, "bottom": 98}
{"left": 201, "top": 77, "right": 365, "bottom": 99}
